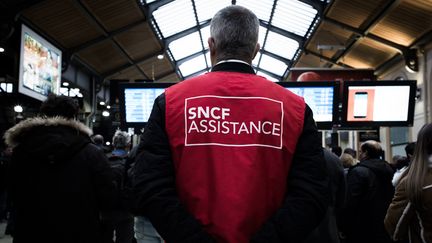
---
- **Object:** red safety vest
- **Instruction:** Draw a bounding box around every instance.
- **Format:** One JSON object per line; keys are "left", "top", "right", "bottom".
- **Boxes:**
{"left": 165, "top": 71, "right": 305, "bottom": 243}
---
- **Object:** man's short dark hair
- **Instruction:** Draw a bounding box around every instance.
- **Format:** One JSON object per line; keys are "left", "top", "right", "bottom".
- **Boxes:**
{"left": 92, "top": 134, "right": 104, "bottom": 146}
{"left": 40, "top": 94, "right": 79, "bottom": 119}
{"left": 331, "top": 146, "right": 342, "bottom": 157}
{"left": 360, "top": 140, "right": 382, "bottom": 159}
{"left": 405, "top": 142, "right": 416, "bottom": 157}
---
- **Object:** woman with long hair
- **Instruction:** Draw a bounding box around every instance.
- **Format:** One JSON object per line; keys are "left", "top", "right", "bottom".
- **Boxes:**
{"left": 384, "top": 123, "right": 432, "bottom": 243}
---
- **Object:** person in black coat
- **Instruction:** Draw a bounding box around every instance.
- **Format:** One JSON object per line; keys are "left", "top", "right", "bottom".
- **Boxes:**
{"left": 3, "top": 94, "right": 118, "bottom": 243}
{"left": 341, "top": 140, "right": 395, "bottom": 243}
{"left": 303, "top": 148, "right": 345, "bottom": 243}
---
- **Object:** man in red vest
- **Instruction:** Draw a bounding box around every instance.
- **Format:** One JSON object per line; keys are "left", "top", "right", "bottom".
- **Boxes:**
{"left": 133, "top": 5, "right": 329, "bottom": 243}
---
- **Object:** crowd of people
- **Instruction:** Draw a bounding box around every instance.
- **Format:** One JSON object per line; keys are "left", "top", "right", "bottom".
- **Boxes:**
{"left": 0, "top": 5, "right": 431, "bottom": 243}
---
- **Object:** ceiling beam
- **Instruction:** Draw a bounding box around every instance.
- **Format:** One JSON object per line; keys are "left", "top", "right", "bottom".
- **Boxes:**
{"left": 191, "top": 0, "right": 211, "bottom": 76}
{"left": 375, "top": 30, "right": 432, "bottom": 76}
{"left": 138, "top": 0, "right": 179, "bottom": 79}
{"left": 284, "top": 0, "right": 334, "bottom": 79}
{"left": 2, "top": 0, "right": 45, "bottom": 18}
{"left": 69, "top": 20, "right": 146, "bottom": 54}
{"left": 18, "top": 15, "right": 67, "bottom": 51}
{"left": 411, "top": 30, "right": 432, "bottom": 48}
{"left": 298, "top": 0, "right": 325, "bottom": 13}
{"left": 259, "top": 20, "right": 305, "bottom": 44}
{"left": 176, "top": 52, "right": 205, "bottom": 66}
{"left": 71, "top": 54, "right": 102, "bottom": 78}
{"left": 327, "top": 0, "right": 403, "bottom": 66}
{"left": 260, "top": 49, "right": 292, "bottom": 65}
{"left": 145, "top": 0, "right": 175, "bottom": 15}
{"left": 257, "top": 0, "right": 278, "bottom": 69}
{"left": 323, "top": 17, "right": 407, "bottom": 52}
{"left": 304, "top": 49, "right": 354, "bottom": 68}
{"left": 283, "top": 12, "right": 322, "bottom": 79}
{"left": 374, "top": 54, "right": 403, "bottom": 77}
{"left": 183, "top": 68, "right": 208, "bottom": 80}
{"left": 156, "top": 70, "right": 177, "bottom": 81}
{"left": 72, "top": 0, "right": 149, "bottom": 79}
{"left": 164, "top": 20, "right": 211, "bottom": 44}
{"left": 102, "top": 50, "right": 163, "bottom": 78}
{"left": 255, "top": 68, "right": 282, "bottom": 81}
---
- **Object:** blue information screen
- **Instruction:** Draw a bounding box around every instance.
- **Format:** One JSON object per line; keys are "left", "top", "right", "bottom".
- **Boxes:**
{"left": 286, "top": 87, "right": 334, "bottom": 122}
{"left": 124, "top": 88, "right": 165, "bottom": 123}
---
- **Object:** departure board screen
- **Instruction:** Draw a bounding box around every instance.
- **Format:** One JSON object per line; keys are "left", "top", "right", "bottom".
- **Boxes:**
{"left": 286, "top": 87, "right": 334, "bottom": 122}
{"left": 124, "top": 88, "right": 165, "bottom": 123}
{"left": 276, "top": 81, "right": 339, "bottom": 129}
{"left": 341, "top": 80, "right": 416, "bottom": 127}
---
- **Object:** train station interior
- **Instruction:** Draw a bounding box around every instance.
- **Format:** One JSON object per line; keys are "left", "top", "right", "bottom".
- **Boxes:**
{"left": 0, "top": 0, "right": 431, "bottom": 241}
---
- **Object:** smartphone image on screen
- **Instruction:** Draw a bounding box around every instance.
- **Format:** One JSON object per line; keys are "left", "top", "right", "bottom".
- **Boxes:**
{"left": 353, "top": 92, "right": 368, "bottom": 118}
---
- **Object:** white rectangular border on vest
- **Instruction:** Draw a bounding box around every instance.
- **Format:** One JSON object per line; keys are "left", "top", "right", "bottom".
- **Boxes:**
{"left": 184, "top": 95, "right": 284, "bottom": 149}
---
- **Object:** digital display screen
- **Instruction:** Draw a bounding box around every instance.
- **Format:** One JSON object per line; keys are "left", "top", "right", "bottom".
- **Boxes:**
{"left": 19, "top": 25, "right": 61, "bottom": 101}
{"left": 286, "top": 87, "right": 334, "bottom": 122}
{"left": 346, "top": 86, "right": 411, "bottom": 122}
{"left": 124, "top": 88, "right": 165, "bottom": 123}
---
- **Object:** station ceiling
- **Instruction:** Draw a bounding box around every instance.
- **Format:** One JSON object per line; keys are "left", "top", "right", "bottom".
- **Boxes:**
{"left": 1, "top": 0, "right": 432, "bottom": 83}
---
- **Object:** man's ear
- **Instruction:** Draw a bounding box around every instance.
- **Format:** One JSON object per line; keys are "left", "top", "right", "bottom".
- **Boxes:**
{"left": 252, "top": 43, "right": 260, "bottom": 60}
{"left": 208, "top": 37, "right": 216, "bottom": 55}
{"left": 208, "top": 37, "right": 216, "bottom": 65}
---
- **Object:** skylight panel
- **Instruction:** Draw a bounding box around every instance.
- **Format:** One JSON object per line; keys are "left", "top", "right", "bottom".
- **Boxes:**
{"left": 257, "top": 71, "right": 279, "bottom": 82}
{"left": 179, "top": 55, "right": 207, "bottom": 77}
{"left": 201, "top": 25, "right": 211, "bottom": 49}
{"left": 169, "top": 32, "right": 203, "bottom": 60}
{"left": 152, "top": 0, "right": 196, "bottom": 37}
{"left": 236, "top": 0, "right": 273, "bottom": 22}
{"left": 258, "top": 26, "right": 267, "bottom": 47}
{"left": 265, "top": 31, "right": 299, "bottom": 60}
{"left": 205, "top": 50, "right": 212, "bottom": 68}
{"left": 259, "top": 54, "right": 288, "bottom": 76}
{"left": 188, "top": 70, "right": 208, "bottom": 78}
{"left": 195, "top": 0, "right": 231, "bottom": 23}
{"left": 272, "top": 0, "right": 317, "bottom": 36}
{"left": 252, "top": 52, "right": 261, "bottom": 66}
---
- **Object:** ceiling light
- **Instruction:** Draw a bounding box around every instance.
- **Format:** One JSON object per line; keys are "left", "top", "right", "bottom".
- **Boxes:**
{"left": 62, "top": 82, "right": 69, "bottom": 87}
{"left": 99, "top": 101, "right": 106, "bottom": 106}
{"left": 404, "top": 49, "right": 418, "bottom": 73}
{"left": 317, "top": 45, "right": 345, "bottom": 51}
{"left": 105, "top": 141, "right": 111, "bottom": 146}
{"left": 0, "top": 47, "right": 4, "bottom": 53}
{"left": 14, "top": 105, "right": 23, "bottom": 113}
{"left": 107, "top": 105, "right": 111, "bottom": 109}
{"left": 102, "top": 110, "right": 110, "bottom": 117}
{"left": 157, "top": 54, "right": 164, "bottom": 60}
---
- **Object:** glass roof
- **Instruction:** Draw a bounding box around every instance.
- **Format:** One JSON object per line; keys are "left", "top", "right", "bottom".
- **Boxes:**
{"left": 179, "top": 55, "right": 207, "bottom": 77}
{"left": 264, "top": 31, "right": 299, "bottom": 60}
{"left": 144, "top": 0, "right": 322, "bottom": 81}
{"left": 169, "top": 32, "right": 202, "bottom": 60}
{"left": 236, "top": 0, "right": 274, "bottom": 22}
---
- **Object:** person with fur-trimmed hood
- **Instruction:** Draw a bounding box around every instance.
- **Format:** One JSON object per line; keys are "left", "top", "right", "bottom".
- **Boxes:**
{"left": 3, "top": 94, "right": 117, "bottom": 243}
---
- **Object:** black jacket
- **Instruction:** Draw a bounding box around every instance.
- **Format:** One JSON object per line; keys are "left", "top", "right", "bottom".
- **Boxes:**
{"left": 342, "top": 158, "right": 395, "bottom": 243}
{"left": 4, "top": 117, "right": 117, "bottom": 243}
{"left": 133, "top": 62, "right": 329, "bottom": 243}
{"left": 304, "top": 149, "right": 345, "bottom": 243}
